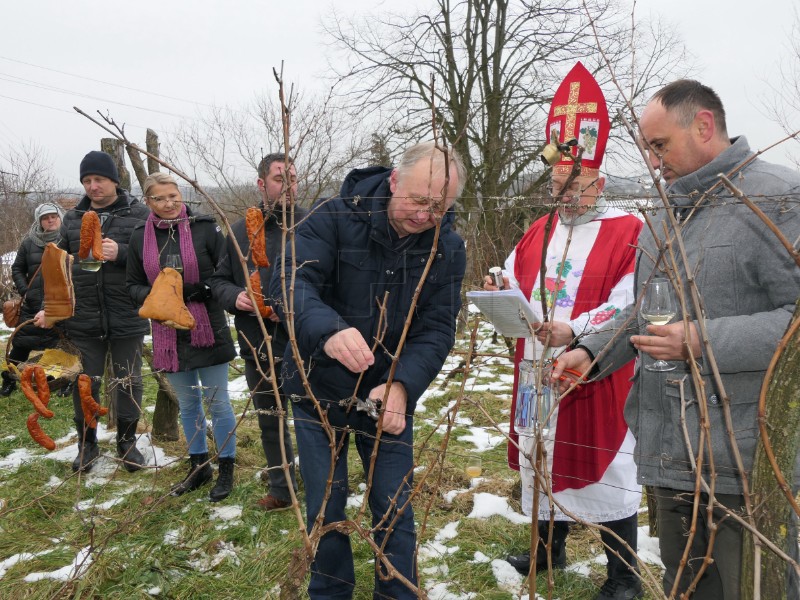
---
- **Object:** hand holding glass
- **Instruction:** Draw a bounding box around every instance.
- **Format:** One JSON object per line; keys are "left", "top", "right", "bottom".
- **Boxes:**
{"left": 640, "top": 278, "right": 677, "bottom": 372}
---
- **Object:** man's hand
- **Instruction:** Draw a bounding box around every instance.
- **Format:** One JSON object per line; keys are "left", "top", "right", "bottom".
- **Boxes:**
{"left": 631, "top": 322, "right": 700, "bottom": 361}
{"left": 369, "top": 382, "right": 407, "bottom": 435}
{"left": 324, "top": 327, "right": 374, "bottom": 373}
{"left": 235, "top": 290, "right": 255, "bottom": 312}
{"left": 549, "top": 348, "right": 592, "bottom": 394}
{"left": 534, "top": 320, "right": 574, "bottom": 347}
{"left": 33, "top": 310, "right": 50, "bottom": 329}
{"left": 101, "top": 238, "right": 119, "bottom": 261}
{"left": 482, "top": 274, "right": 510, "bottom": 291}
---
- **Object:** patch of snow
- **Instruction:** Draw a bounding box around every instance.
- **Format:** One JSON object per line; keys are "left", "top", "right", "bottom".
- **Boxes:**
{"left": 0, "top": 547, "right": 56, "bottom": 579}
{"left": 467, "top": 493, "right": 529, "bottom": 524}
{"left": 227, "top": 376, "right": 250, "bottom": 400}
{"left": 23, "top": 546, "right": 93, "bottom": 582}
{"left": 457, "top": 427, "right": 504, "bottom": 451}
{"left": 210, "top": 505, "right": 242, "bottom": 529}
{"left": 187, "top": 541, "right": 240, "bottom": 572}
{"left": 0, "top": 448, "right": 35, "bottom": 472}
{"left": 471, "top": 551, "right": 490, "bottom": 563}
{"left": 636, "top": 525, "right": 663, "bottom": 567}
{"left": 163, "top": 528, "right": 182, "bottom": 545}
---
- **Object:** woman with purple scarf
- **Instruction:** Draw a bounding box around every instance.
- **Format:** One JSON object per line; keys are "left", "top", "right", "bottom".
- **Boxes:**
{"left": 127, "top": 173, "right": 237, "bottom": 502}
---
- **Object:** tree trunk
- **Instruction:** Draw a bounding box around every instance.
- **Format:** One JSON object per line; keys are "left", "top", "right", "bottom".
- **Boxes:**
{"left": 100, "top": 138, "right": 131, "bottom": 192}
{"left": 742, "top": 300, "right": 800, "bottom": 599}
{"left": 104, "top": 351, "right": 115, "bottom": 429}
{"left": 145, "top": 129, "right": 160, "bottom": 175}
{"left": 646, "top": 486, "right": 658, "bottom": 536}
{"left": 142, "top": 345, "right": 180, "bottom": 442}
{"left": 126, "top": 145, "right": 148, "bottom": 190}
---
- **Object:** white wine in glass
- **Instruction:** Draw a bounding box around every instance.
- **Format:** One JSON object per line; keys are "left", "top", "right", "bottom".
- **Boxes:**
{"left": 164, "top": 254, "right": 183, "bottom": 273}
{"left": 640, "top": 278, "right": 677, "bottom": 372}
{"left": 465, "top": 456, "right": 482, "bottom": 479}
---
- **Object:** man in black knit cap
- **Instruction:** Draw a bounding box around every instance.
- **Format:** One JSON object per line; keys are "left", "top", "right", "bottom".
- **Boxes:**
{"left": 37, "top": 151, "right": 150, "bottom": 473}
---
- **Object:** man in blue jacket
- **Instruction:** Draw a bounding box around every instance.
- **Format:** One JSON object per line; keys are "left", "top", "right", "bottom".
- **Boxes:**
{"left": 271, "top": 140, "right": 466, "bottom": 599}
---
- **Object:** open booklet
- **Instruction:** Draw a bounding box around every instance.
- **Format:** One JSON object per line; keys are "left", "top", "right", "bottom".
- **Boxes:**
{"left": 466, "top": 287, "right": 539, "bottom": 338}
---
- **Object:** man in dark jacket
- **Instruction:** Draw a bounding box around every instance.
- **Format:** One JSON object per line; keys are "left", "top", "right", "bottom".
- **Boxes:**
{"left": 37, "top": 151, "right": 150, "bottom": 473}
{"left": 209, "top": 153, "right": 304, "bottom": 511}
{"left": 271, "top": 141, "right": 466, "bottom": 599}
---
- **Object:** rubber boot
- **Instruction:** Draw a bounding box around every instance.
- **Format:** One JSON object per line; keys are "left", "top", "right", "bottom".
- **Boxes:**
{"left": 1, "top": 371, "right": 16, "bottom": 397}
{"left": 71, "top": 422, "right": 100, "bottom": 473}
{"left": 209, "top": 457, "right": 235, "bottom": 502}
{"left": 506, "top": 520, "right": 568, "bottom": 575}
{"left": 170, "top": 453, "right": 213, "bottom": 496}
{"left": 116, "top": 419, "right": 145, "bottom": 472}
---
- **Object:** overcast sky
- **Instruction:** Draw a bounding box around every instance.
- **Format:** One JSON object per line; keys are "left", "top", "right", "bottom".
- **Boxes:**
{"left": 0, "top": 0, "right": 797, "bottom": 188}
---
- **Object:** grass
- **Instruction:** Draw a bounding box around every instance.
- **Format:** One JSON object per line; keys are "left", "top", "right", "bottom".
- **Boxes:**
{"left": 0, "top": 322, "right": 662, "bottom": 599}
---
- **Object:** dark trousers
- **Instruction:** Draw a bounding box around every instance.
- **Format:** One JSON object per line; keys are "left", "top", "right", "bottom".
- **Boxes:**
{"left": 245, "top": 358, "right": 297, "bottom": 502}
{"left": 655, "top": 487, "right": 745, "bottom": 600}
{"left": 292, "top": 399, "right": 417, "bottom": 600}
{"left": 70, "top": 336, "right": 144, "bottom": 424}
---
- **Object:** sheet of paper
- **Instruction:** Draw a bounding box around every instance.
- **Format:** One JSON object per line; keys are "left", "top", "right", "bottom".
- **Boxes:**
{"left": 466, "top": 288, "right": 539, "bottom": 338}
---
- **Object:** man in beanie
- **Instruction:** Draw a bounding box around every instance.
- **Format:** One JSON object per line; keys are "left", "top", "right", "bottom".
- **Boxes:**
{"left": 3, "top": 203, "right": 65, "bottom": 396}
{"left": 36, "top": 150, "right": 150, "bottom": 473}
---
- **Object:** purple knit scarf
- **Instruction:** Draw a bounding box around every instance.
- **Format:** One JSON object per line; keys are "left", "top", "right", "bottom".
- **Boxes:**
{"left": 143, "top": 205, "right": 214, "bottom": 372}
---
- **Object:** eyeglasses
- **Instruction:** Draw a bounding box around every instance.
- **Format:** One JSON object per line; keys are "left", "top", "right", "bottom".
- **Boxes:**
{"left": 147, "top": 193, "right": 182, "bottom": 205}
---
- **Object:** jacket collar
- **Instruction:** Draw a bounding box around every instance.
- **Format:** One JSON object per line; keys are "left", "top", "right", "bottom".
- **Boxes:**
{"left": 668, "top": 136, "right": 751, "bottom": 209}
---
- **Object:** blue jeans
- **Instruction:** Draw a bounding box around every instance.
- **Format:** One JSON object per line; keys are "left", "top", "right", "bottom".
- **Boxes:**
{"left": 165, "top": 363, "right": 236, "bottom": 459}
{"left": 292, "top": 400, "right": 417, "bottom": 600}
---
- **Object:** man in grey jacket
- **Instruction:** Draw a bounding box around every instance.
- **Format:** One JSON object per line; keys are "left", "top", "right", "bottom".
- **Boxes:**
{"left": 552, "top": 80, "right": 800, "bottom": 599}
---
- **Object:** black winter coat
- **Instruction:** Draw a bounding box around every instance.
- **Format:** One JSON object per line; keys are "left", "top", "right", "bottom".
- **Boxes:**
{"left": 59, "top": 190, "right": 150, "bottom": 339}
{"left": 10, "top": 236, "right": 60, "bottom": 351}
{"left": 270, "top": 167, "right": 466, "bottom": 414}
{"left": 127, "top": 211, "right": 236, "bottom": 371}
{"left": 209, "top": 203, "right": 307, "bottom": 367}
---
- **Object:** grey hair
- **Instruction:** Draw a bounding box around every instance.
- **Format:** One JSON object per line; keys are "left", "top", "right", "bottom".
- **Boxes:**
{"left": 395, "top": 140, "right": 466, "bottom": 198}
{"left": 142, "top": 172, "right": 179, "bottom": 197}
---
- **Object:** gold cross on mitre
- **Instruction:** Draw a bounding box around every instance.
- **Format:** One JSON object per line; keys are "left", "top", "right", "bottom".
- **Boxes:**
{"left": 553, "top": 82, "right": 598, "bottom": 137}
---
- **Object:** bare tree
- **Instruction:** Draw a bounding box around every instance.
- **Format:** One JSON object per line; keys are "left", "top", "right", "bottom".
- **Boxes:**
{"left": 324, "top": 0, "right": 688, "bottom": 279}
{"left": 166, "top": 89, "right": 369, "bottom": 223}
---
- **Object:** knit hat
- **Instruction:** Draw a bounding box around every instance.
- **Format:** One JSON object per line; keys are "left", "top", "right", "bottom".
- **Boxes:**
{"left": 544, "top": 62, "right": 610, "bottom": 177}
{"left": 79, "top": 151, "right": 120, "bottom": 183}
{"left": 34, "top": 203, "right": 64, "bottom": 223}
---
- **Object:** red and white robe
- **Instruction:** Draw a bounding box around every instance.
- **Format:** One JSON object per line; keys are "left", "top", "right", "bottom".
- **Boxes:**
{"left": 505, "top": 206, "right": 643, "bottom": 522}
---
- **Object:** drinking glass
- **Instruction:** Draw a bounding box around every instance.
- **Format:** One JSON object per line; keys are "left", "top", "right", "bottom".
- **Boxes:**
{"left": 640, "top": 278, "right": 677, "bottom": 372}
{"left": 164, "top": 254, "right": 183, "bottom": 273}
{"left": 80, "top": 249, "right": 102, "bottom": 272}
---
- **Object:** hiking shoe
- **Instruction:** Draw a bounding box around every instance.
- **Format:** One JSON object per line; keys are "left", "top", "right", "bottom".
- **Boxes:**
{"left": 255, "top": 494, "right": 292, "bottom": 512}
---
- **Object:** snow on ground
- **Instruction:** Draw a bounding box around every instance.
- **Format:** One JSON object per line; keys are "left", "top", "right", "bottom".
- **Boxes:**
{"left": 23, "top": 546, "right": 92, "bottom": 582}
{"left": 227, "top": 375, "right": 250, "bottom": 401}
{"left": 456, "top": 426, "right": 505, "bottom": 451}
{"left": 467, "top": 492, "right": 529, "bottom": 525}
{"left": 210, "top": 504, "right": 243, "bottom": 529}
{"left": 187, "top": 541, "right": 240, "bottom": 572}
{"left": 0, "top": 548, "right": 57, "bottom": 579}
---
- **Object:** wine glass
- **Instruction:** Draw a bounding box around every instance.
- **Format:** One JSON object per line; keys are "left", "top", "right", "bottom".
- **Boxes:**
{"left": 465, "top": 455, "right": 482, "bottom": 479}
{"left": 80, "top": 249, "right": 103, "bottom": 272}
{"left": 640, "top": 278, "right": 677, "bottom": 372}
{"left": 164, "top": 254, "right": 183, "bottom": 273}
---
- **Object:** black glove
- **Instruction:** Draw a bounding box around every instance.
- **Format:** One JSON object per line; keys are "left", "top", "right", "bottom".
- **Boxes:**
{"left": 183, "top": 282, "right": 212, "bottom": 303}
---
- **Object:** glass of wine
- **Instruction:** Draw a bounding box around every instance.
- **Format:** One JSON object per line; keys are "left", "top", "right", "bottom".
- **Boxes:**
{"left": 80, "top": 249, "right": 103, "bottom": 272}
{"left": 164, "top": 254, "right": 183, "bottom": 274}
{"left": 640, "top": 277, "right": 677, "bottom": 372}
{"left": 466, "top": 455, "right": 482, "bottom": 487}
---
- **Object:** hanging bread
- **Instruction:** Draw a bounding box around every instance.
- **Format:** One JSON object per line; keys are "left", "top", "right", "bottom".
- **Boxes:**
{"left": 249, "top": 271, "right": 273, "bottom": 318}
{"left": 79, "top": 210, "right": 105, "bottom": 261}
{"left": 138, "top": 267, "right": 196, "bottom": 330}
{"left": 20, "top": 365, "right": 54, "bottom": 419}
{"left": 246, "top": 207, "right": 270, "bottom": 268}
{"left": 78, "top": 374, "right": 108, "bottom": 428}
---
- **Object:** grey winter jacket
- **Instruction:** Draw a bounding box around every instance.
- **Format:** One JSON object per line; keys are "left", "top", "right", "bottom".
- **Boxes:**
{"left": 581, "top": 136, "right": 800, "bottom": 495}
